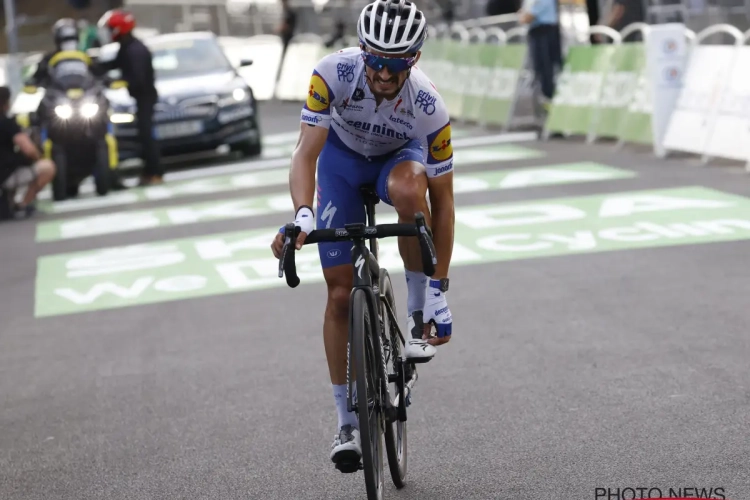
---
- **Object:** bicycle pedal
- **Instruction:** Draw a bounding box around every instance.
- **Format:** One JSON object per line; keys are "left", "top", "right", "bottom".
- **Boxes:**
{"left": 334, "top": 461, "right": 363, "bottom": 474}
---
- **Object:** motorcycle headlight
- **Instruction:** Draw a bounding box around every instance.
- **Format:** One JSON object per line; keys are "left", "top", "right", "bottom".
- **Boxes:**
{"left": 81, "top": 102, "right": 100, "bottom": 118}
{"left": 55, "top": 104, "right": 73, "bottom": 119}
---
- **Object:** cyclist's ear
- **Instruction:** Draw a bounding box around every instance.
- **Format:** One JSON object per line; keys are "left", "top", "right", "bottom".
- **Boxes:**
{"left": 414, "top": 51, "right": 421, "bottom": 64}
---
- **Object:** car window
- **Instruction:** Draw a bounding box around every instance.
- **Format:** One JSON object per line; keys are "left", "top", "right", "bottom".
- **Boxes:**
{"left": 146, "top": 38, "right": 233, "bottom": 79}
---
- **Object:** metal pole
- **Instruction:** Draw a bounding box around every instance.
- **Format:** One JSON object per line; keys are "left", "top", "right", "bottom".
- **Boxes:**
{"left": 3, "top": 0, "right": 22, "bottom": 95}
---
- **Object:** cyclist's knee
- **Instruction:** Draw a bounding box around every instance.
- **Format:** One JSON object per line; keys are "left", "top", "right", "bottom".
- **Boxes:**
{"left": 387, "top": 160, "right": 427, "bottom": 214}
{"left": 324, "top": 266, "right": 352, "bottom": 318}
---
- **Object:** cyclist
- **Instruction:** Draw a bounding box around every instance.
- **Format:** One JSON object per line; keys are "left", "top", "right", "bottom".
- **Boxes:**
{"left": 271, "top": 0, "right": 455, "bottom": 466}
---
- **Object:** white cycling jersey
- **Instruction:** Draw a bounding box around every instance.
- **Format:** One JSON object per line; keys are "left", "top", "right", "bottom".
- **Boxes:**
{"left": 300, "top": 47, "right": 454, "bottom": 178}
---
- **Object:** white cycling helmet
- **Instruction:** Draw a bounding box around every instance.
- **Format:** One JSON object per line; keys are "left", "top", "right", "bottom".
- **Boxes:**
{"left": 357, "top": 0, "right": 428, "bottom": 55}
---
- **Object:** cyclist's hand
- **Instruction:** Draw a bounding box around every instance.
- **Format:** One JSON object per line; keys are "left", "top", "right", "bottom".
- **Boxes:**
{"left": 423, "top": 286, "right": 452, "bottom": 346}
{"left": 270, "top": 206, "right": 315, "bottom": 258}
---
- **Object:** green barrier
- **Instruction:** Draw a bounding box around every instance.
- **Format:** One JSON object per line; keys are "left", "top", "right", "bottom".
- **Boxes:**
{"left": 479, "top": 43, "right": 527, "bottom": 127}
{"left": 592, "top": 43, "right": 645, "bottom": 140}
{"left": 460, "top": 42, "right": 496, "bottom": 123}
{"left": 440, "top": 39, "right": 468, "bottom": 118}
{"left": 617, "top": 45, "right": 653, "bottom": 145}
{"left": 544, "top": 44, "right": 617, "bottom": 136}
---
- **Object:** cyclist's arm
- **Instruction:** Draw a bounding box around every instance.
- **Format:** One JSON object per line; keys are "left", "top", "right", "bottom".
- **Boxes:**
{"left": 421, "top": 91, "right": 456, "bottom": 280}
{"left": 291, "top": 53, "right": 343, "bottom": 212}
{"left": 290, "top": 123, "right": 328, "bottom": 212}
{"left": 427, "top": 170, "right": 454, "bottom": 280}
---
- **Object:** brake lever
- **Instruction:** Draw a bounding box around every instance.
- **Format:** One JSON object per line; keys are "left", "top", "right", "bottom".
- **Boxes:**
{"left": 278, "top": 223, "right": 297, "bottom": 278}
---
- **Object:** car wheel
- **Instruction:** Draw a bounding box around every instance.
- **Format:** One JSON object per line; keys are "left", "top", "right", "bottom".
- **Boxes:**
{"left": 233, "top": 139, "right": 262, "bottom": 158}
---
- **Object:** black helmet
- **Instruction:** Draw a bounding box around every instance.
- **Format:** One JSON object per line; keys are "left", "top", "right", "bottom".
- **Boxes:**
{"left": 53, "top": 18, "right": 79, "bottom": 50}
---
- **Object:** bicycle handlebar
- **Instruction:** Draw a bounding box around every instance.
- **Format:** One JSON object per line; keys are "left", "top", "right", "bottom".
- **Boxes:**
{"left": 278, "top": 212, "right": 438, "bottom": 288}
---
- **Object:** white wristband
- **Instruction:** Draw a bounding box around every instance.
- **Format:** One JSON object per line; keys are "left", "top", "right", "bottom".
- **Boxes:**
{"left": 294, "top": 206, "right": 314, "bottom": 235}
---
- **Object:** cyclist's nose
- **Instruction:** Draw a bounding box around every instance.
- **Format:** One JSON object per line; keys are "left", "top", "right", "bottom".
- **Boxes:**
{"left": 378, "top": 66, "right": 394, "bottom": 79}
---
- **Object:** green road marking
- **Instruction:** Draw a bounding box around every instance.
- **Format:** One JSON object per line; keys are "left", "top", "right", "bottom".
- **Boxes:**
{"left": 38, "top": 143, "right": 545, "bottom": 214}
{"left": 35, "top": 186, "right": 750, "bottom": 316}
{"left": 36, "top": 163, "right": 632, "bottom": 241}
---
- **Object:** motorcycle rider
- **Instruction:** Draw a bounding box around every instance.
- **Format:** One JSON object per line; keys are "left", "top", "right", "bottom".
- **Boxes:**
{"left": 28, "top": 18, "right": 83, "bottom": 90}
{"left": 97, "top": 9, "right": 164, "bottom": 187}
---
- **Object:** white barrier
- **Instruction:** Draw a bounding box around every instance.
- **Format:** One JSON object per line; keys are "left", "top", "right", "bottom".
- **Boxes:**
{"left": 702, "top": 32, "right": 750, "bottom": 163}
{"left": 662, "top": 24, "right": 744, "bottom": 161}
{"left": 274, "top": 34, "right": 326, "bottom": 101}
{"left": 219, "top": 35, "right": 284, "bottom": 101}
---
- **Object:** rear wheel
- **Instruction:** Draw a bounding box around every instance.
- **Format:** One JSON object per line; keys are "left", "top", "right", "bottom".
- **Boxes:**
{"left": 351, "top": 288, "right": 384, "bottom": 500}
{"left": 380, "top": 270, "right": 408, "bottom": 488}
{"left": 51, "top": 145, "right": 68, "bottom": 202}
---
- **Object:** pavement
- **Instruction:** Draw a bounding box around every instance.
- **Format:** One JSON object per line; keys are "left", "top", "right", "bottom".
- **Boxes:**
{"left": 2, "top": 100, "right": 750, "bottom": 500}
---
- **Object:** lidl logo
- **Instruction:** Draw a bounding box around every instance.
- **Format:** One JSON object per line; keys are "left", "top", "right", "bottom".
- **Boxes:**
{"left": 429, "top": 123, "right": 453, "bottom": 163}
{"left": 306, "top": 74, "right": 330, "bottom": 112}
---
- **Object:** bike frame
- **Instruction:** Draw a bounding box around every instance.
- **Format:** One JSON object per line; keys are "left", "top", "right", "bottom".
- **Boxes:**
{"left": 344, "top": 194, "right": 414, "bottom": 425}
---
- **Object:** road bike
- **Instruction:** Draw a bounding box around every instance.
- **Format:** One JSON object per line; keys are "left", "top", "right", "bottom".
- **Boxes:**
{"left": 278, "top": 185, "right": 438, "bottom": 500}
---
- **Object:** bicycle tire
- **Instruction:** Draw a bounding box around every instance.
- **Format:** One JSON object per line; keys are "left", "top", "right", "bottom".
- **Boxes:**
{"left": 379, "top": 269, "right": 408, "bottom": 488}
{"left": 352, "top": 288, "right": 385, "bottom": 500}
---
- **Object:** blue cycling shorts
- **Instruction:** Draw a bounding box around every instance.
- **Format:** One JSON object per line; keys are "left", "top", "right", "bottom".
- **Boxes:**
{"left": 316, "top": 129, "right": 424, "bottom": 269}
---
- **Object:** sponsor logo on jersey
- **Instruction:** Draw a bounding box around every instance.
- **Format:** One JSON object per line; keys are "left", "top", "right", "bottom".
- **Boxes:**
{"left": 302, "top": 114, "right": 322, "bottom": 124}
{"left": 399, "top": 107, "right": 415, "bottom": 119}
{"left": 415, "top": 89, "right": 437, "bottom": 115}
{"left": 352, "top": 88, "right": 365, "bottom": 101}
{"left": 344, "top": 119, "right": 411, "bottom": 140}
{"left": 394, "top": 98, "right": 403, "bottom": 112}
{"left": 429, "top": 123, "right": 453, "bottom": 162}
{"left": 337, "top": 62, "right": 355, "bottom": 82}
{"left": 307, "top": 74, "right": 330, "bottom": 112}
{"left": 388, "top": 115, "right": 413, "bottom": 130}
{"left": 341, "top": 98, "right": 364, "bottom": 112}
{"left": 434, "top": 161, "right": 453, "bottom": 175}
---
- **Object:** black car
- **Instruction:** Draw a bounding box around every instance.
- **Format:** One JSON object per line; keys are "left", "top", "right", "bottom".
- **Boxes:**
{"left": 99, "top": 31, "right": 262, "bottom": 163}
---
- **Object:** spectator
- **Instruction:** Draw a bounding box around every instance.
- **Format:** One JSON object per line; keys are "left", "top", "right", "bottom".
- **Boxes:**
{"left": 275, "top": 0, "right": 298, "bottom": 80}
{"left": 519, "top": 0, "right": 563, "bottom": 109}
{"left": 600, "top": 0, "right": 646, "bottom": 41}
{"left": 0, "top": 87, "right": 56, "bottom": 218}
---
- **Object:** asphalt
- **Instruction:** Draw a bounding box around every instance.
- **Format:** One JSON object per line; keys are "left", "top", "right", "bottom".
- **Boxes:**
{"left": 2, "top": 100, "right": 750, "bottom": 500}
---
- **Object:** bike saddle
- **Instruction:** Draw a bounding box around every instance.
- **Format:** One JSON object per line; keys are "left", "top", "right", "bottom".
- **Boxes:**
{"left": 359, "top": 184, "right": 380, "bottom": 205}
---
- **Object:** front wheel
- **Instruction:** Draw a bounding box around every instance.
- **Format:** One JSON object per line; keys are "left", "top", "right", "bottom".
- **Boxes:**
{"left": 51, "top": 145, "right": 68, "bottom": 202}
{"left": 380, "top": 270, "right": 408, "bottom": 488}
{"left": 351, "top": 288, "right": 385, "bottom": 500}
{"left": 93, "top": 139, "right": 111, "bottom": 196}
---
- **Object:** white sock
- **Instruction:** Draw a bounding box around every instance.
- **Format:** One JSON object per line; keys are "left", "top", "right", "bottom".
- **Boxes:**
{"left": 333, "top": 384, "right": 359, "bottom": 430}
{"left": 405, "top": 269, "right": 427, "bottom": 317}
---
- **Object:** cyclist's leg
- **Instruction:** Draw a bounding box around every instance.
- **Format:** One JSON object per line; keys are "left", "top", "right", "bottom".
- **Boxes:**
{"left": 317, "top": 140, "right": 381, "bottom": 462}
{"left": 375, "top": 140, "right": 437, "bottom": 360}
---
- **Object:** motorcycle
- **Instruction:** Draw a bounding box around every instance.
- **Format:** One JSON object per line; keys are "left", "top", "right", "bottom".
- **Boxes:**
{"left": 23, "top": 53, "right": 118, "bottom": 201}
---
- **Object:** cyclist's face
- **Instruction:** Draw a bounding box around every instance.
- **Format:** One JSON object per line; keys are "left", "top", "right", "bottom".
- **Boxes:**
{"left": 362, "top": 47, "right": 420, "bottom": 99}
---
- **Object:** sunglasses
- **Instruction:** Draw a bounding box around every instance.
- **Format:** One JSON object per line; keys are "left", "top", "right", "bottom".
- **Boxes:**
{"left": 361, "top": 51, "right": 417, "bottom": 73}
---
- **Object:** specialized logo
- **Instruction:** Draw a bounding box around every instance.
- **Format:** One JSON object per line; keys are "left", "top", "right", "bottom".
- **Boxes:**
{"left": 321, "top": 200, "right": 337, "bottom": 229}
{"left": 337, "top": 62, "right": 355, "bottom": 82}
{"left": 306, "top": 74, "right": 330, "bottom": 112}
{"left": 429, "top": 123, "right": 453, "bottom": 162}
{"left": 415, "top": 89, "right": 437, "bottom": 115}
{"left": 354, "top": 254, "right": 365, "bottom": 279}
{"left": 388, "top": 115, "right": 413, "bottom": 130}
{"left": 352, "top": 88, "right": 365, "bottom": 101}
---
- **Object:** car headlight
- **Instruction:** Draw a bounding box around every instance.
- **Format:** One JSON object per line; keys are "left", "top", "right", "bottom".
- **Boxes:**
{"left": 219, "top": 87, "right": 250, "bottom": 107}
{"left": 55, "top": 104, "right": 73, "bottom": 119}
{"left": 81, "top": 102, "right": 100, "bottom": 118}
